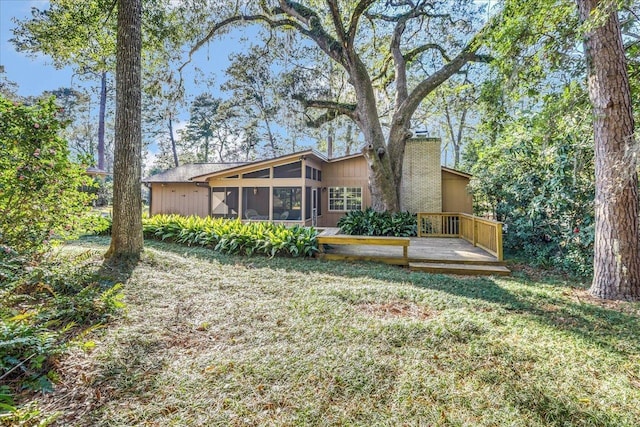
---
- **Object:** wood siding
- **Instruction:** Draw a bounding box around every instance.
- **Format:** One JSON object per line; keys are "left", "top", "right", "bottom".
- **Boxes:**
{"left": 150, "top": 183, "right": 209, "bottom": 218}
{"left": 442, "top": 170, "right": 473, "bottom": 214}
{"left": 319, "top": 156, "right": 371, "bottom": 227}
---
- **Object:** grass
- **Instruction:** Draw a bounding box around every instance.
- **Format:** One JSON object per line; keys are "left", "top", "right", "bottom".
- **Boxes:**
{"left": 13, "top": 236, "right": 640, "bottom": 426}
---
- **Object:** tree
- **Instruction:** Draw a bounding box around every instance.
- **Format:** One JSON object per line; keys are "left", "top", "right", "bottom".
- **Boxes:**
{"left": 0, "top": 95, "right": 93, "bottom": 253}
{"left": 182, "top": 1, "right": 493, "bottom": 211}
{"left": 577, "top": 0, "right": 640, "bottom": 300}
{"left": 12, "top": 0, "right": 188, "bottom": 172}
{"left": 12, "top": 1, "right": 116, "bottom": 171}
{"left": 105, "top": 0, "right": 143, "bottom": 261}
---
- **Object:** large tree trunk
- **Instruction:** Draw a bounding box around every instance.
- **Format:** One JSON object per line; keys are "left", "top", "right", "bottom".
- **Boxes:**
{"left": 578, "top": 0, "right": 640, "bottom": 300}
{"left": 97, "top": 71, "right": 107, "bottom": 170}
{"left": 105, "top": 0, "right": 143, "bottom": 261}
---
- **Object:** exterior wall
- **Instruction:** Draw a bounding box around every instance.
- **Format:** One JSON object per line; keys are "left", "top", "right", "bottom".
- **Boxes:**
{"left": 150, "top": 183, "right": 209, "bottom": 217}
{"left": 401, "top": 137, "right": 442, "bottom": 213}
{"left": 319, "top": 156, "right": 370, "bottom": 227}
{"left": 442, "top": 170, "right": 473, "bottom": 214}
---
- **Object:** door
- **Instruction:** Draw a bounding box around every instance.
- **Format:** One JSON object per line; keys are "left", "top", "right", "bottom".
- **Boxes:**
{"left": 311, "top": 188, "right": 318, "bottom": 226}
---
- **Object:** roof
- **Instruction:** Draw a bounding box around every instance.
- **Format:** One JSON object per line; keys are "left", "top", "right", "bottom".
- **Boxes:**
{"left": 190, "top": 149, "right": 328, "bottom": 182}
{"left": 86, "top": 166, "right": 109, "bottom": 176}
{"left": 441, "top": 166, "right": 472, "bottom": 179}
{"left": 143, "top": 163, "right": 246, "bottom": 183}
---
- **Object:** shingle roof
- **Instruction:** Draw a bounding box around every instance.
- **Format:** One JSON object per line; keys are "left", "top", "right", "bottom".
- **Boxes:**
{"left": 142, "top": 163, "right": 246, "bottom": 183}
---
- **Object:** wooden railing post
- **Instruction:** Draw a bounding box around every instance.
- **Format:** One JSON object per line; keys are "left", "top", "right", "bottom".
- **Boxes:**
{"left": 496, "top": 222, "right": 503, "bottom": 261}
{"left": 473, "top": 216, "right": 478, "bottom": 247}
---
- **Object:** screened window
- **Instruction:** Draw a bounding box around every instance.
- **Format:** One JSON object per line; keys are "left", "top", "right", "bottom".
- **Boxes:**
{"left": 243, "top": 168, "right": 270, "bottom": 179}
{"left": 329, "top": 187, "right": 362, "bottom": 211}
{"left": 274, "top": 161, "right": 302, "bottom": 178}
{"left": 211, "top": 187, "right": 238, "bottom": 218}
{"left": 242, "top": 187, "right": 269, "bottom": 219}
{"left": 305, "top": 166, "right": 312, "bottom": 179}
{"left": 272, "top": 187, "right": 302, "bottom": 220}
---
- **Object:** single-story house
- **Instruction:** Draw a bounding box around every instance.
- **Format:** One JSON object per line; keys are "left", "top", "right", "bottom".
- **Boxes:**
{"left": 142, "top": 137, "right": 473, "bottom": 227}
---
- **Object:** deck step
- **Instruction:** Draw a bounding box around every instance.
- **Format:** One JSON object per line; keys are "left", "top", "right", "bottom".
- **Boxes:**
{"left": 409, "top": 262, "right": 511, "bottom": 276}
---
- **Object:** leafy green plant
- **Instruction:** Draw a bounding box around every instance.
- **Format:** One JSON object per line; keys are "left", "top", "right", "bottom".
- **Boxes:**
{"left": 142, "top": 215, "right": 319, "bottom": 257}
{"left": 0, "top": 249, "right": 124, "bottom": 402}
{"left": 466, "top": 82, "right": 595, "bottom": 276}
{"left": 0, "top": 95, "right": 94, "bottom": 254}
{"left": 337, "top": 208, "right": 417, "bottom": 237}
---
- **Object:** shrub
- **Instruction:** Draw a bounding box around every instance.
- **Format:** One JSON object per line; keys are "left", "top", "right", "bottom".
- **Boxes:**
{"left": 0, "top": 95, "right": 94, "bottom": 254}
{"left": 337, "top": 208, "right": 417, "bottom": 237}
{"left": 142, "top": 215, "right": 319, "bottom": 257}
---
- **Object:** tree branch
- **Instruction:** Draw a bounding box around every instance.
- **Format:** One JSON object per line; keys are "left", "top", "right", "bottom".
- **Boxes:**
{"left": 292, "top": 94, "right": 356, "bottom": 126}
{"left": 396, "top": 18, "right": 495, "bottom": 121}
{"left": 404, "top": 43, "right": 451, "bottom": 63}
{"left": 326, "top": 0, "right": 347, "bottom": 43}
{"left": 347, "top": 0, "right": 376, "bottom": 45}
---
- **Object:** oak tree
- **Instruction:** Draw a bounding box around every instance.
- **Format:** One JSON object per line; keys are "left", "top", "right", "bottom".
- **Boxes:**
{"left": 181, "top": 1, "right": 493, "bottom": 211}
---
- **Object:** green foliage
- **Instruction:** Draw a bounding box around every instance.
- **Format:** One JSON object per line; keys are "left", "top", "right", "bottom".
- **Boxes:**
{"left": 142, "top": 215, "right": 319, "bottom": 257}
{"left": 0, "top": 95, "right": 94, "bottom": 254}
{"left": 337, "top": 208, "right": 417, "bottom": 237}
{"left": 466, "top": 83, "right": 594, "bottom": 276}
{"left": 0, "top": 247, "right": 124, "bottom": 404}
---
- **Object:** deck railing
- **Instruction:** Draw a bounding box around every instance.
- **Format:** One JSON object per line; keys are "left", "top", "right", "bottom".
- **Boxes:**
{"left": 417, "top": 213, "right": 503, "bottom": 261}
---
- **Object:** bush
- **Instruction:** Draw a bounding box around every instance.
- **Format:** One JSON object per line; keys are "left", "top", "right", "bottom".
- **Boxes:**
{"left": 337, "top": 208, "right": 417, "bottom": 237}
{"left": 0, "top": 95, "right": 94, "bottom": 254}
{"left": 142, "top": 215, "right": 319, "bottom": 257}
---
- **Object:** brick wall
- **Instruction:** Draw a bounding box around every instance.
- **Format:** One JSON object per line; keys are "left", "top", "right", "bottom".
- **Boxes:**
{"left": 400, "top": 137, "right": 442, "bottom": 213}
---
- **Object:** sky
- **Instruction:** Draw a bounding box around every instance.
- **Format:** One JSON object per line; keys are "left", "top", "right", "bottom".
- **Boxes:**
{"left": 0, "top": 0, "right": 248, "bottom": 98}
{"left": 0, "top": 0, "right": 264, "bottom": 165}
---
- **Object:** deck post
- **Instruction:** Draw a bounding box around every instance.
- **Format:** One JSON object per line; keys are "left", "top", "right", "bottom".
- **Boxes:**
{"left": 473, "top": 216, "right": 478, "bottom": 247}
{"left": 496, "top": 222, "right": 503, "bottom": 261}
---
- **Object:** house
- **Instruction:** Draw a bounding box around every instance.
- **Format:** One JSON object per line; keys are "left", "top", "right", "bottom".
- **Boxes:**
{"left": 142, "top": 137, "right": 473, "bottom": 227}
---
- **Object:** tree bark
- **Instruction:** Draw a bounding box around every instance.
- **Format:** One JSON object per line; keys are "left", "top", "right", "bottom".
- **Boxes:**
{"left": 97, "top": 71, "right": 107, "bottom": 170}
{"left": 577, "top": 0, "right": 640, "bottom": 300}
{"left": 168, "top": 113, "right": 179, "bottom": 167}
{"left": 105, "top": 0, "right": 143, "bottom": 261}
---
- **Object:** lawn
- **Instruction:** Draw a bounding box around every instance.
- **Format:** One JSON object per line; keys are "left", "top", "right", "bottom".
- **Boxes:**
{"left": 17, "top": 236, "right": 640, "bottom": 426}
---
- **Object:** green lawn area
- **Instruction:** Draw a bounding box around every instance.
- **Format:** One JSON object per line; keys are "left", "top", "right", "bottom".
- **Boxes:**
{"left": 23, "top": 237, "right": 640, "bottom": 426}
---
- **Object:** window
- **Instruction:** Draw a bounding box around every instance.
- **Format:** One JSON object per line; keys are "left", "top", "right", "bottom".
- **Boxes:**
{"left": 243, "top": 168, "right": 270, "bottom": 179}
{"left": 273, "top": 187, "right": 302, "bottom": 220}
{"left": 211, "top": 187, "right": 238, "bottom": 218}
{"left": 274, "top": 161, "right": 302, "bottom": 178}
{"left": 242, "top": 187, "right": 269, "bottom": 219}
{"left": 305, "top": 166, "right": 312, "bottom": 179}
{"left": 329, "top": 187, "right": 362, "bottom": 211}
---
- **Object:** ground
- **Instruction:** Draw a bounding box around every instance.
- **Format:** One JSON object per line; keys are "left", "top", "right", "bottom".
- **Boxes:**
{"left": 21, "top": 237, "right": 640, "bottom": 426}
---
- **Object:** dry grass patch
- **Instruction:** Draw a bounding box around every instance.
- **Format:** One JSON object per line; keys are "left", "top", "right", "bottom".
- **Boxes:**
{"left": 9, "top": 236, "right": 640, "bottom": 426}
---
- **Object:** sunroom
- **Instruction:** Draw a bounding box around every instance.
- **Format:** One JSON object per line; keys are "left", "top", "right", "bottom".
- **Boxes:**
{"left": 191, "top": 151, "right": 327, "bottom": 226}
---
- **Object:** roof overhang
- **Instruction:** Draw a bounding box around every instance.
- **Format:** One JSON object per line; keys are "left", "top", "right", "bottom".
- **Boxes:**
{"left": 190, "top": 149, "right": 327, "bottom": 182}
{"left": 441, "top": 166, "right": 472, "bottom": 179}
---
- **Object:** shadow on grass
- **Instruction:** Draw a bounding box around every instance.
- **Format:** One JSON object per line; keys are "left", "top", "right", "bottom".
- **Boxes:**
{"left": 132, "top": 237, "right": 640, "bottom": 359}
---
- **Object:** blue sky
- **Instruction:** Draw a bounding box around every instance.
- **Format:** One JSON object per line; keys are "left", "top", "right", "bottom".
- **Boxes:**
{"left": 0, "top": 0, "right": 76, "bottom": 97}
{"left": 0, "top": 0, "right": 265, "bottom": 163}
{"left": 0, "top": 0, "right": 245, "bottom": 99}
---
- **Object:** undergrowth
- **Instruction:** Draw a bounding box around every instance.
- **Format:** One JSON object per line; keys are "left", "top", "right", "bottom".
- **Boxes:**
{"left": 0, "top": 245, "right": 124, "bottom": 421}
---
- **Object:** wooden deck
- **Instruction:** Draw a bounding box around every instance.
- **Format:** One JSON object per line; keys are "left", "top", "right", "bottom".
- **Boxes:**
{"left": 317, "top": 228, "right": 510, "bottom": 276}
